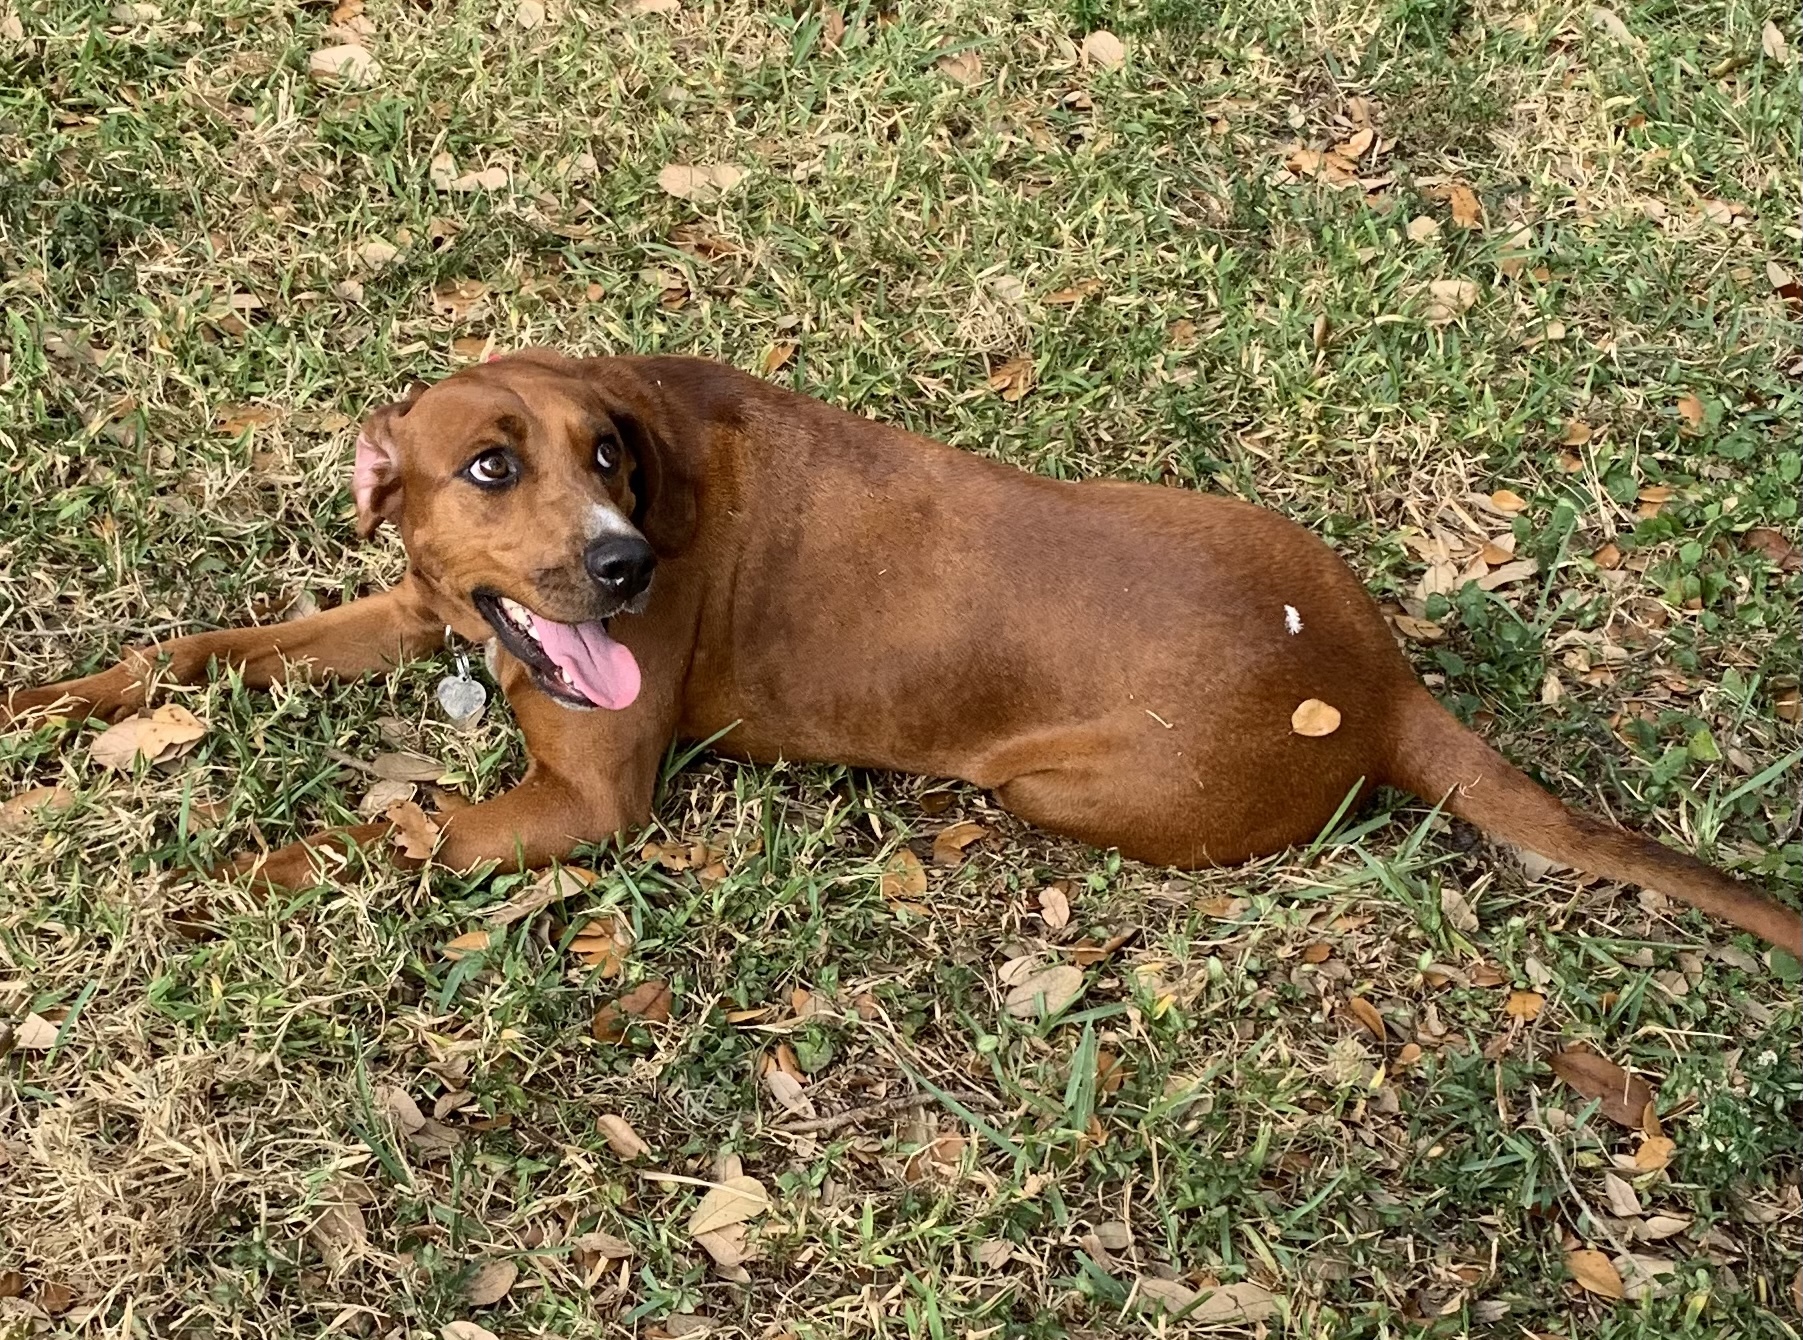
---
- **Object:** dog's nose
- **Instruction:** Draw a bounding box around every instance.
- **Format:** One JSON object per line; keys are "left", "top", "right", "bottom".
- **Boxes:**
{"left": 584, "top": 535, "right": 656, "bottom": 601}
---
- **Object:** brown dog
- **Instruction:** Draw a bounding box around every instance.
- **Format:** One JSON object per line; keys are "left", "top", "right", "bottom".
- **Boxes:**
{"left": 5, "top": 349, "right": 1798, "bottom": 952}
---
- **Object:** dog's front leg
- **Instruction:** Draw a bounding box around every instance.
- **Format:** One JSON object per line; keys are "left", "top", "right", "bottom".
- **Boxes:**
{"left": 234, "top": 648, "right": 674, "bottom": 889}
{"left": 2, "top": 579, "right": 445, "bottom": 726}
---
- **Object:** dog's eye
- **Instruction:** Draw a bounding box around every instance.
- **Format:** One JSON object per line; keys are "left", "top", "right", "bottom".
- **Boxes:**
{"left": 465, "top": 449, "right": 515, "bottom": 486}
{"left": 594, "top": 436, "right": 618, "bottom": 473}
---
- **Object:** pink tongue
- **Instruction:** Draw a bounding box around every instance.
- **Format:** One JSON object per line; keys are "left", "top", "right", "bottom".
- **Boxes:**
{"left": 531, "top": 617, "right": 641, "bottom": 710}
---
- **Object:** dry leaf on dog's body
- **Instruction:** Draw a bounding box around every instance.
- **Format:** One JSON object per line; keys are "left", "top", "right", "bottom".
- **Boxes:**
{"left": 385, "top": 801, "right": 441, "bottom": 859}
{"left": 90, "top": 705, "right": 208, "bottom": 771}
{"left": 1290, "top": 699, "right": 1341, "bottom": 736}
{"left": 881, "top": 847, "right": 928, "bottom": 898}
{"left": 1566, "top": 1248, "right": 1625, "bottom": 1300}
{"left": 1550, "top": 1049, "right": 1656, "bottom": 1129}
{"left": 0, "top": 784, "right": 75, "bottom": 831}
{"left": 1080, "top": 29, "right": 1125, "bottom": 67}
{"left": 464, "top": 1259, "right": 517, "bottom": 1306}
{"left": 1004, "top": 963, "right": 1085, "bottom": 1018}
{"left": 688, "top": 1175, "right": 770, "bottom": 1236}
{"left": 931, "top": 821, "right": 986, "bottom": 866}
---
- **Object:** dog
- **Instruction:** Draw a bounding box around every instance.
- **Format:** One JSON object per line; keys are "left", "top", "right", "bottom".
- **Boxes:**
{"left": 4, "top": 349, "right": 1798, "bottom": 953}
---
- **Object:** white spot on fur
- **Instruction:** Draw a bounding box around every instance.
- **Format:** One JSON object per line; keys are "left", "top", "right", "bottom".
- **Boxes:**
{"left": 585, "top": 504, "right": 640, "bottom": 541}
{"left": 1284, "top": 604, "right": 1303, "bottom": 635}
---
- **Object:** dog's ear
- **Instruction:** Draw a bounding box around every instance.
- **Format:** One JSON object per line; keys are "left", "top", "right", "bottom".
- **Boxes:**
{"left": 351, "top": 396, "right": 417, "bottom": 538}
{"left": 623, "top": 414, "right": 698, "bottom": 557}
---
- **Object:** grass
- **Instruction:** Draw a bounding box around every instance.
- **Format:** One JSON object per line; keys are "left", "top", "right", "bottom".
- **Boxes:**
{"left": 1, "top": 0, "right": 1800, "bottom": 1335}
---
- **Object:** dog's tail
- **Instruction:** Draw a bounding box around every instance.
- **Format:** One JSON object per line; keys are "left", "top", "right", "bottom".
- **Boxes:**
{"left": 1382, "top": 685, "right": 1802, "bottom": 953}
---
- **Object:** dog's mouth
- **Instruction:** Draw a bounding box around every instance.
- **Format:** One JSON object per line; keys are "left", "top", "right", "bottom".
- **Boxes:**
{"left": 472, "top": 590, "right": 641, "bottom": 711}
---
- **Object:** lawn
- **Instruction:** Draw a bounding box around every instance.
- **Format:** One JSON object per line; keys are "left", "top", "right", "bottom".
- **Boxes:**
{"left": 1, "top": 0, "right": 1800, "bottom": 1335}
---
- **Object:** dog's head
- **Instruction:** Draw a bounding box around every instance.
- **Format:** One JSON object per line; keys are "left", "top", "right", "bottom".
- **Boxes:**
{"left": 353, "top": 348, "right": 697, "bottom": 711}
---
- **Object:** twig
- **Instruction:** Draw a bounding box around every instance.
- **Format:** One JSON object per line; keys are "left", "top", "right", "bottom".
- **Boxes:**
{"left": 323, "top": 748, "right": 382, "bottom": 777}
{"left": 776, "top": 1089, "right": 995, "bottom": 1136}
{"left": 1526, "top": 1085, "right": 1638, "bottom": 1265}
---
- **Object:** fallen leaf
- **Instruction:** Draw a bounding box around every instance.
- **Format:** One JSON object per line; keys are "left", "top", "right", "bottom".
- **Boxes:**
{"left": 881, "top": 847, "right": 928, "bottom": 898}
{"left": 1422, "top": 277, "right": 1479, "bottom": 322}
{"left": 309, "top": 43, "right": 379, "bottom": 84}
{"left": 442, "top": 1324, "right": 500, "bottom": 1340}
{"left": 1562, "top": 420, "right": 1593, "bottom": 447}
{"left": 1004, "top": 963, "right": 1085, "bottom": 1018}
{"left": 762, "top": 342, "right": 797, "bottom": 376}
{"left": 1504, "top": 990, "right": 1545, "bottom": 1020}
{"left": 90, "top": 705, "right": 208, "bottom": 771}
{"left": 429, "top": 152, "right": 458, "bottom": 190}
{"left": 1593, "top": 541, "right": 1623, "bottom": 569}
{"left": 1406, "top": 215, "right": 1441, "bottom": 243}
{"left": 976, "top": 1238, "right": 1013, "bottom": 1269}
{"left": 1138, "top": 1278, "right": 1279, "bottom": 1322}
{"left": 1080, "top": 29, "right": 1125, "bottom": 67}
{"left": 1489, "top": 488, "right": 1528, "bottom": 514}
{"left": 451, "top": 165, "right": 509, "bottom": 193}
{"left": 1676, "top": 393, "right": 1705, "bottom": 434}
{"left": 486, "top": 865, "right": 598, "bottom": 927}
{"left": 1038, "top": 883, "right": 1071, "bottom": 929}
{"left": 1763, "top": 18, "right": 1789, "bottom": 62}
{"left": 430, "top": 278, "right": 489, "bottom": 321}
{"left": 1589, "top": 6, "right": 1637, "bottom": 46}
{"left": 688, "top": 1175, "right": 770, "bottom": 1236}
{"left": 1346, "top": 996, "right": 1386, "bottom": 1041}
{"left": 1477, "top": 558, "right": 1538, "bottom": 591}
{"left": 1290, "top": 699, "right": 1342, "bottom": 737}
{"left": 596, "top": 1113, "right": 650, "bottom": 1159}
{"left": 1441, "top": 887, "right": 1479, "bottom": 935}
{"left": 1550, "top": 1049, "right": 1657, "bottom": 1129}
{"left": 1044, "top": 278, "right": 1103, "bottom": 305}
{"left": 513, "top": 0, "right": 545, "bottom": 26}
{"left": 0, "top": 784, "right": 75, "bottom": 832}
{"left": 571, "top": 1230, "right": 634, "bottom": 1265}
{"left": 694, "top": 1221, "right": 755, "bottom": 1269}
{"left": 931, "top": 821, "right": 986, "bottom": 866}
{"left": 986, "top": 355, "right": 1034, "bottom": 402}
{"left": 1638, "top": 1214, "right": 1691, "bottom": 1241}
{"left": 1392, "top": 613, "right": 1445, "bottom": 641}
{"left": 764, "top": 1066, "right": 815, "bottom": 1117}
{"left": 1602, "top": 1171, "right": 1641, "bottom": 1217}
{"left": 632, "top": 0, "right": 679, "bottom": 12}
{"left": 820, "top": 5, "right": 844, "bottom": 44}
{"left": 591, "top": 979, "right": 673, "bottom": 1042}
{"left": 1337, "top": 126, "right": 1376, "bottom": 158}
{"left": 464, "top": 1260, "right": 517, "bottom": 1307}
{"left": 381, "top": 1086, "right": 427, "bottom": 1134}
{"left": 1448, "top": 184, "right": 1483, "bottom": 228}
{"left": 1302, "top": 941, "right": 1334, "bottom": 964}
{"left": 14, "top": 1013, "right": 59, "bottom": 1050}
{"left": 312, "top": 1200, "right": 368, "bottom": 1270}
{"left": 1740, "top": 527, "right": 1801, "bottom": 572}
{"left": 443, "top": 930, "right": 491, "bottom": 961}
{"left": 1168, "top": 317, "right": 1199, "bottom": 347}
{"left": 1567, "top": 1247, "right": 1625, "bottom": 1300}
{"left": 657, "top": 163, "right": 745, "bottom": 201}
{"left": 936, "top": 47, "right": 983, "bottom": 84}
{"left": 385, "top": 800, "right": 442, "bottom": 860}
{"left": 370, "top": 751, "right": 446, "bottom": 781}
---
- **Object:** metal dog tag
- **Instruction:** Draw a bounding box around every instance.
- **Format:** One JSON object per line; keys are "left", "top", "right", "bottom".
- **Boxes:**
{"left": 435, "top": 650, "right": 488, "bottom": 728}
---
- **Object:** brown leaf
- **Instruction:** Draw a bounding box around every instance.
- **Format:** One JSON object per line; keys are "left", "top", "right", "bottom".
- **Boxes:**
{"left": 441, "top": 1324, "right": 499, "bottom": 1340}
{"left": 381, "top": 1086, "right": 427, "bottom": 1134}
{"left": 1762, "top": 18, "right": 1788, "bottom": 61}
{"left": 14, "top": 1012, "right": 60, "bottom": 1050}
{"left": 986, "top": 355, "right": 1034, "bottom": 402}
{"left": 1504, "top": 990, "right": 1545, "bottom": 1020}
{"left": 1138, "top": 1278, "right": 1279, "bottom": 1322}
{"left": 570, "top": 913, "right": 634, "bottom": 976}
{"left": 513, "top": 0, "right": 545, "bottom": 27}
{"left": 431, "top": 279, "right": 490, "bottom": 321}
{"left": 931, "top": 821, "right": 986, "bottom": 866}
{"left": 764, "top": 1066, "right": 815, "bottom": 1117}
{"left": 881, "top": 847, "right": 929, "bottom": 898}
{"left": 309, "top": 42, "right": 379, "bottom": 84}
{"left": 592, "top": 979, "right": 672, "bottom": 1041}
{"left": 596, "top": 1113, "right": 650, "bottom": 1159}
{"left": 694, "top": 1221, "right": 754, "bottom": 1269}
{"left": 1477, "top": 557, "right": 1538, "bottom": 591}
{"left": 1406, "top": 215, "right": 1441, "bottom": 243}
{"left": 443, "top": 930, "right": 491, "bottom": 961}
{"left": 1489, "top": 488, "right": 1528, "bottom": 514}
{"left": 1392, "top": 613, "right": 1445, "bottom": 642}
{"left": 1301, "top": 941, "right": 1333, "bottom": 964}
{"left": 1080, "top": 29, "right": 1125, "bottom": 67}
{"left": 1448, "top": 183, "right": 1483, "bottom": 229}
{"left": 820, "top": 5, "right": 845, "bottom": 44}
{"left": 1038, "top": 883, "right": 1071, "bottom": 929}
{"left": 1422, "top": 277, "right": 1479, "bottom": 322}
{"left": 464, "top": 1259, "right": 517, "bottom": 1307}
{"left": 1741, "top": 527, "right": 1801, "bottom": 573}
{"left": 1044, "top": 278, "right": 1103, "bottom": 305}
{"left": 936, "top": 47, "right": 983, "bottom": 84}
{"left": 1337, "top": 126, "right": 1376, "bottom": 158}
{"left": 1550, "top": 1049, "right": 1657, "bottom": 1129}
{"left": 1567, "top": 1248, "right": 1625, "bottom": 1300}
{"left": 0, "top": 784, "right": 75, "bottom": 832}
{"left": 369, "top": 750, "right": 446, "bottom": 782}
{"left": 1675, "top": 393, "right": 1705, "bottom": 434}
{"left": 1290, "top": 699, "right": 1342, "bottom": 736}
{"left": 1345, "top": 996, "right": 1386, "bottom": 1041}
{"left": 1633, "top": 1135, "right": 1676, "bottom": 1172}
{"left": 90, "top": 704, "right": 208, "bottom": 771}
{"left": 688, "top": 1175, "right": 770, "bottom": 1236}
{"left": 1441, "top": 887, "right": 1480, "bottom": 935}
{"left": 486, "top": 865, "right": 597, "bottom": 927}
{"left": 657, "top": 163, "right": 745, "bottom": 201}
{"left": 1593, "top": 541, "right": 1623, "bottom": 569}
{"left": 1004, "top": 963, "right": 1085, "bottom": 1018}
{"left": 762, "top": 342, "right": 797, "bottom": 376}
{"left": 450, "top": 165, "right": 509, "bottom": 193}
{"left": 385, "top": 800, "right": 442, "bottom": 860}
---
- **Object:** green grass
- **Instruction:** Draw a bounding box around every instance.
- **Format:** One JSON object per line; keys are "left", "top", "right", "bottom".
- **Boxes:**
{"left": 2, "top": 0, "right": 1800, "bottom": 1335}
